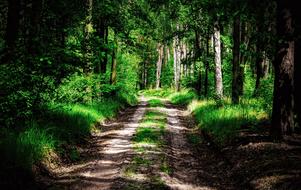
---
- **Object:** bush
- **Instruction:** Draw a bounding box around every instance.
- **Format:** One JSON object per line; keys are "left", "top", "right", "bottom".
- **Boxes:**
{"left": 54, "top": 73, "right": 101, "bottom": 104}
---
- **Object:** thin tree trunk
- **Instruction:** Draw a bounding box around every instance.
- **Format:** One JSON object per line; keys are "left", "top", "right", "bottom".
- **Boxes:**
{"left": 295, "top": 8, "right": 301, "bottom": 128}
{"left": 173, "top": 27, "right": 180, "bottom": 92}
{"left": 271, "top": 1, "right": 295, "bottom": 139}
{"left": 84, "top": 0, "right": 93, "bottom": 74}
{"left": 110, "top": 35, "right": 118, "bottom": 85}
{"left": 195, "top": 30, "right": 202, "bottom": 96}
{"left": 232, "top": 16, "right": 241, "bottom": 104}
{"left": 254, "top": 41, "right": 264, "bottom": 95}
{"left": 156, "top": 43, "right": 163, "bottom": 89}
{"left": 213, "top": 21, "right": 223, "bottom": 100}
{"left": 205, "top": 34, "right": 209, "bottom": 97}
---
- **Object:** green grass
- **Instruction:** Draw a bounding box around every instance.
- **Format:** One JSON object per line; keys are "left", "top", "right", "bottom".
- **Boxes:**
{"left": 125, "top": 107, "right": 168, "bottom": 186}
{"left": 133, "top": 127, "right": 163, "bottom": 144}
{"left": 140, "top": 88, "right": 174, "bottom": 98}
{"left": 189, "top": 99, "right": 269, "bottom": 144}
{"left": 0, "top": 99, "right": 123, "bottom": 177}
{"left": 134, "top": 110, "right": 166, "bottom": 145}
{"left": 45, "top": 100, "right": 120, "bottom": 141}
{"left": 148, "top": 99, "right": 164, "bottom": 107}
{"left": 169, "top": 89, "right": 197, "bottom": 106}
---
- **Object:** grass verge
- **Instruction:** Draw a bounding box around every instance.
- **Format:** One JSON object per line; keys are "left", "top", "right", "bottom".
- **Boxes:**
{"left": 188, "top": 99, "right": 269, "bottom": 144}
{"left": 169, "top": 89, "right": 197, "bottom": 106}
{"left": 0, "top": 99, "right": 126, "bottom": 188}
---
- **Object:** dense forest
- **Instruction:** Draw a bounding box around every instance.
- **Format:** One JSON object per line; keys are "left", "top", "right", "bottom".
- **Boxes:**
{"left": 0, "top": 0, "right": 301, "bottom": 189}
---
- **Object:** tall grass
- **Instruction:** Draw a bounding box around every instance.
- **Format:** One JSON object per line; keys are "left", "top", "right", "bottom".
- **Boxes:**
{"left": 169, "top": 89, "right": 197, "bottom": 106}
{"left": 45, "top": 100, "right": 120, "bottom": 141}
{"left": 189, "top": 99, "right": 269, "bottom": 144}
{"left": 0, "top": 99, "right": 125, "bottom": 181}
{"left": 148, "top": 99, "right": 164, "bottom": 107}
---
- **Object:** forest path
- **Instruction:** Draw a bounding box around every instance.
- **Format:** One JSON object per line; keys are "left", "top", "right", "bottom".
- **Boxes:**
{"left": 47, "top": 96, "right": 233, "bottom": 190}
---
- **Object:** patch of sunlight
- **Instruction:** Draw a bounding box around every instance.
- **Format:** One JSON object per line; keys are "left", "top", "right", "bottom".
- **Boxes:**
{"left": 250, "top": 175, "right": 294, "bottom": 190}
{"left": 135, "top": 142, "right": 157, "bottom": 148}
{"left": 140, "top": 121, "right": 165, "bottom": 128}
{"left": 63, "top": 104, "right": 105, "bottom": 122}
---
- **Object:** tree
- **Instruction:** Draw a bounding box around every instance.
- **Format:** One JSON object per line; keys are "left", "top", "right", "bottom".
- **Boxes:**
{"left": 173, "top": 24, "right": 181, "bottom": 92}
{"left": 271, "top": 0, "right": 295, "bottom": 138}
{"left": 155, "top": 43, "right": 163, "bottom": 89}
{"left": 213, "top": 21, "right": 223, "bottom": 100}
{"left": 232, "top": 15, "right": 241, "bottom": 104}
{"left": 110, "top": 34, "right": 118, "bottom": 85}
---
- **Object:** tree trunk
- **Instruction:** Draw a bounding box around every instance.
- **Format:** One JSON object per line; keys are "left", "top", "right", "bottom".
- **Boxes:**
{"left": 84, "top": 0, "right": 93, "bottom": 74}
{"left": 271, "top": 1, "right": 295, "bottom": 139}
{"left": 2, "top": 0, "right": 20, "bottom": 64}
{"left": 96, "top": 20, "right": 108, "bottom": 74}
{"left": 156, "top": 43, "right": 163, "bottom": 89}
{"left": 232, "top": 16, "right": 241, "bottom": 104}
{"left": 173, "top": 26, "right": 180, "bottom": 92}
{"left": 294, "top": 6, "right": 301, "bottom": 128}
{"left": 213, "top": 21, "right": 223, "bottom": 100}
{"left": 204, "top": 34, "right": 209, "bottom": 97}
{"left": 110, "top": 35, "right": 118, "bottom": 85}
{"left": 195, "top": 30, "right": 202, "bottom": 96}
{"left": 254, "top": 41, "right": 264, "bottom": 95}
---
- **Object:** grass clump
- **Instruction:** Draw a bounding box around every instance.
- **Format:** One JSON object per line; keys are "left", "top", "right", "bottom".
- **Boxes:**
{"left": 140, "top": 88, "right": 174, "bottom": 98}
{"left": 169, "top": 89, "right": 197, "bottom": 106}
{"left": 148, "top": 99, "right": 164, "bottom": 107}
{"left": 189, "top": 99, "right": 269, "bottom": 144}
{"left": 45, "top": 100, "right": 120, "bottom": 141}
{"left": 0, "top": 122, "right": 55, "bottom": 178}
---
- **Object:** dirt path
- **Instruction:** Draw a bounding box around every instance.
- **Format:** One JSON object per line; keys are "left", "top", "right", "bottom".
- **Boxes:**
{"left": 47, "top": 97, "right": 147, "bottom": 190}
{"left": 47, "top": 97, "right": 233, "bottom": 190}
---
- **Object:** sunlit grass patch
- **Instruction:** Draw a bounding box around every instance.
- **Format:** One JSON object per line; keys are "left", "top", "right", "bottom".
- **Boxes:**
{"left": 190, "top": 98, "right": 270, "bottom": 144}
{"left": 148, "top": 99, "right": 164, "bottom": 107}
{"left": 169, "top": 89, "right": 197, "bottom": 106}
{"left": 142, "top": 110, "right": 167, "bottom": 124}
{"left": 45, "top": 100, "right": 120, "bottom": 141}
{"left": 140, "top": 88, "right": 174, "bottom": 98}
{"left": 133, "top": 127, "right": 164, "bottom": 145}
